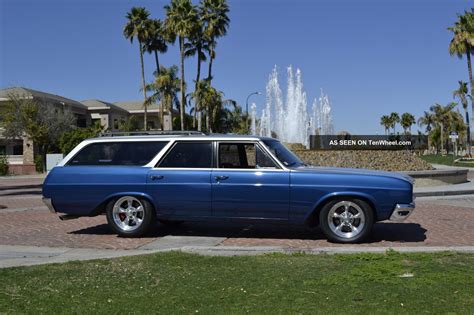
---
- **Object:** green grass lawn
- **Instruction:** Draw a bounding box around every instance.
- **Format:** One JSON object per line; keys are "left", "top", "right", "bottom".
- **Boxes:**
{"left": 1, "top": 251, "right": 473, "bottom": 314}
{"left": 420, "top": 154, "right": 474, "bottom": 168}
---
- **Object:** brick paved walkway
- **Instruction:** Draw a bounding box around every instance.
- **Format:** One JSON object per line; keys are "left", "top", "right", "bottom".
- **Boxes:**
{"left": 1, "top": 193, "right": 473, "bottom": 250}
{"left": 221, "top": 201, "right": 474, "bottom": 248}
{"left": 0, "top": 194, "right": 44, "bottom": 210}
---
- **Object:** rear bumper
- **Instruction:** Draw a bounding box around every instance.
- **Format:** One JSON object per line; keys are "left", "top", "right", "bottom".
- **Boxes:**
{"left": 389, "top": 202, "right": 415, "bottom": 222}
{"left": 42, "top": 198, "right": 56, "bottom": 213}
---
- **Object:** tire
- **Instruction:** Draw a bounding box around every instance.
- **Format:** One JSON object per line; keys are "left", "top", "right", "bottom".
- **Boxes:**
{"left": 319, "top": 198, "right": 374, "bottom": 243}
{"left": 106, "top": 196, "right": 155, "bottom": 237}
{"left": 158, "top": 219, "right": 184, "bottom": 227}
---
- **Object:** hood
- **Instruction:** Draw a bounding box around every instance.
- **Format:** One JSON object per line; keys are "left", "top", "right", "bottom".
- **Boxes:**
{"left": 292, "top": 166, "right": 414, "bottom": 184}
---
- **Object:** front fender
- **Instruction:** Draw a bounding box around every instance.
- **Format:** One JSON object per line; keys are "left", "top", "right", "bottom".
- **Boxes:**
{"left": 303, "top": 191, "right": 378, "bottom": 224}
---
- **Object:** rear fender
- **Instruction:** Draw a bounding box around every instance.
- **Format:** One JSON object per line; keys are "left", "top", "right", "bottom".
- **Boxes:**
{"left": 92, "top": 192, "right": 156, "bottom": 216}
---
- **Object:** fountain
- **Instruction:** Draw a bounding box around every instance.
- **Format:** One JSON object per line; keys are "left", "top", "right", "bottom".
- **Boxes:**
{"left": 250, "top": 65, "right": 334, "bottom": 147}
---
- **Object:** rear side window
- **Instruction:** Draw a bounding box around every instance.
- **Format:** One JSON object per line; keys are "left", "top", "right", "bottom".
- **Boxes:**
{"left": 67, "top": 141, "right": 167, "bottom": 166}
{"left": 158, "top": 142, "right": 212, "bottom": 168}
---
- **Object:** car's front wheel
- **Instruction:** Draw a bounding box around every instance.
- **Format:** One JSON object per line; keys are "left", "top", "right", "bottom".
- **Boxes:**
{"left": 319, "top": 198, "right": 374, "bottom": 243}
{"left": 106, "top": 196, "right": 155, "bottom": 237}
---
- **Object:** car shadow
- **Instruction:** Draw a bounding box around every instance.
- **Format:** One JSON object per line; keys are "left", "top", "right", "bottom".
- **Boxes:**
{"left": 69, "top": 221, "right": 427, "bottom": 243}
{"left": 369, "top": 222, "right": 427, "bottom": 243}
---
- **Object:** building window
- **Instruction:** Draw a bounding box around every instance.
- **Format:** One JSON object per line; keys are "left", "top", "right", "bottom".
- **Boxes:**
{"left": 13, "top": 145, "right": 23, "bottom": 155}
{"left": 0, "top": 146, "right": 5, "bottom": 155}
{"left": 114, "top": 119, "right": 119, "bottom": 130}
{"left": 77, "top": 117, "right": 87, "bottom": 128}
{"left": 147, "top": 121, "right": 155, "bottom": 130}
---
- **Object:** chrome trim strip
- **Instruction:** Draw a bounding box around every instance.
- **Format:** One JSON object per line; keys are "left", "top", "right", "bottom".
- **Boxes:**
{"left": 389, "top": 202, "right": 415, "bottom": 222}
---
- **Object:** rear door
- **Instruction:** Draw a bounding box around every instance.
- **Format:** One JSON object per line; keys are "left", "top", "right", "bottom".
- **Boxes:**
{"left": 211, "top": 141, "right": 290, "bottom": 219}
{"left": 147, "top": 141, "right": 213, "bottom": 218}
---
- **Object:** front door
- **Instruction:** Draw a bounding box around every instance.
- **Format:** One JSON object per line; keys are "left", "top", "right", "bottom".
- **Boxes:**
{"left": 147, "top": 141, "right": 213, "bottom": 218}
{"left": 211, "top": 142, "right": 290, "bottom": 219}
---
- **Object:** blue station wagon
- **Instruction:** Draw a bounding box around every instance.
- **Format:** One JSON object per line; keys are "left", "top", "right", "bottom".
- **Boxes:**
{"left": 42, "top": 132, "right": 415, "bottom": 243}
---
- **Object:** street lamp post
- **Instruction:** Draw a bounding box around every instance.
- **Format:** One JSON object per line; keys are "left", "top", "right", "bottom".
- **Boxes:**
{"left": 245, "top": 91, "right": 261, "bottom": 133}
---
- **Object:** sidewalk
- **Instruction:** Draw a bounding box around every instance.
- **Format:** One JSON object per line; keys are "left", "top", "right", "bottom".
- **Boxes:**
{"left": 2, "top": 243, "right": 474, "bottom": 269}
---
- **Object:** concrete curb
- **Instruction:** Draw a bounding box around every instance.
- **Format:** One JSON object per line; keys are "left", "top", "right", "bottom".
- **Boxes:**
{"left": 2, "top": 244, "right": 474, "bottom": 268}
{"left": 0, "top": 184, "right": 42, "bottom": 191}
{"left": 414, "top": 189, "right": 474, "bottom": 197}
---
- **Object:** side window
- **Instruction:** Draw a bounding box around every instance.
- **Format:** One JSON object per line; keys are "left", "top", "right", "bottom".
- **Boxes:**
{"left": 218, "top": 143, "right": 278, "bottom": 169}
{"left": 158, "top": 142, "right": 212, "bottom": 168}
{"left": 67, "top": 141, "right": 167, "bottom": 166}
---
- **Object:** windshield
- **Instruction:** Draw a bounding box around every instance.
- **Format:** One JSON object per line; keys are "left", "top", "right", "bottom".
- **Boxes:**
{"left": 262, "top": 140, "right": 305, "bottom": 168}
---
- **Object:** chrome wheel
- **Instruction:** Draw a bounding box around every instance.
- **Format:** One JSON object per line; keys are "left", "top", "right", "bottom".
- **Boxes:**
{"left": 327, "top": 200, "right": 365, "bottom": 239}
{"left": 112, "top": 196, "right": 145, "bottom": 232}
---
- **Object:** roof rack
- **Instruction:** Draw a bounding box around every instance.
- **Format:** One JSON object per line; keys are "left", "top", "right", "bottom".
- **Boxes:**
{"left": 99, "top": 130, "right": 207, "bottom": 137}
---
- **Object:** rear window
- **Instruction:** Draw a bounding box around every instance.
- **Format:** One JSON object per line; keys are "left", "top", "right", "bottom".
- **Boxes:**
{"left": 67, "top": 141, "right": 167, "bottom": 166}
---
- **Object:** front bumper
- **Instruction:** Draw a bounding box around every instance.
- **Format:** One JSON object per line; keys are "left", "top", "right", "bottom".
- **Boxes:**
{"left": 42, "top": 198, "right": 56, "bottom": 213}
{"left": 389, "top": 202, "right": 415, "bottom": 222}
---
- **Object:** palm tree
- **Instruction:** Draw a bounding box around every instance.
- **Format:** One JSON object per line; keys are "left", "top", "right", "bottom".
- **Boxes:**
{"left": 198, "top": 81, "right": 234, "bottom": 132}
{"left": 165, "top": 0, "right": 199, "bottom": 131}
{"left": 189, "top": 79, "right": 209, "bottom": 131}
{"left": 380, "top": 115, "right": 391, "bottom": 135}
{"left": 453, "top": 80, "right": 472, "bottom": 155}
{"left": 449, "top": 10, "right": 474, "bottom": 129}
{"left": 145, "top": 65, "right": 181, "bottom": 131}
{"left": 389, "top": 112, "right": 400, "bottom": 134}
{"left": 124, "top": 7, "right": 151, "bottom": 130}
{"left": 418, "top": 111, "right": 435, "bottom": 152}
{"left": 185, "top": 20, "right": 209, "bottom": 130}
{"left": 400, "top": 113, "right": 416, "bottom": 135}
{"left": 200, "top": 0, "right": 230, "bottom": 84}
{"left": 143, "top": 19, "right": 170, "bottom": 76}
{"left": 418, "top": 111, "right": 435, "bottom": 133}
{"left": 430, "top": 102, "right": 459, "bottom": 154}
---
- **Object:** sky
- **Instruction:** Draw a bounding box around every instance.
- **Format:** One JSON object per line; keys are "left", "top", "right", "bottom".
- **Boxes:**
{"left": 0, "top": 0, "right": 471, "bottom": 134}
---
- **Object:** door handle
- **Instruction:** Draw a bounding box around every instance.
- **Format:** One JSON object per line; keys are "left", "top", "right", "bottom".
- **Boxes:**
{"left": 214, "top": 175, "right": 229, "bottom": 181}
{"left": 150, "top": 175, "right": 164, "bottom": 180}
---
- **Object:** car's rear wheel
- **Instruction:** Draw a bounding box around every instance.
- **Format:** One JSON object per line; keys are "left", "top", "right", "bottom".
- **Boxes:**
{"left": 319, "top": 198, "right": 374, "bottom": 243}
{"left": 106, "top": 196, "right": 154, "bottom": 237}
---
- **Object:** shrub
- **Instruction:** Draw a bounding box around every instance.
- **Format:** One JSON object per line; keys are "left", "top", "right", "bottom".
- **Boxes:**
{"left": 59, "top": 123, "right": 103, "bottom": 155}
{"left": 34, "top": 155, "right": 44, "bottom": 173}
{"left": 0, "top": 154, "right": 8, "bottom": 175}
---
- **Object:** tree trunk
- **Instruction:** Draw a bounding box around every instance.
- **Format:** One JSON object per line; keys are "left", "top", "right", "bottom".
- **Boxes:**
{"left": 42, "top": 144, "right": 48, "bottom": 173}
{"left": 465, "top": 109, "right": 471, "bottom": 155}
{"left": 139, "top": 42, "right": 148, "bottom": 131}
{"left": 467, "top": 49, "right": 473, "bottom": 156}
{"left": 160, "top": 96, "right": 165, "bottom": 131}
{"left": 208, "top": 44, "right": 214, "bottom": 84}
{"left": 206, "top": 103, "right": 210, "bottom": 132}
{"left": 179, "top": 37, "right": 185, "bottom": 131}
{"left": 168, "top": 96, "right": 173, "bottom": 131}
{"left": 154, "top": 51, "right": 163, "bottom": 130}
{"left": 206, "top": 45, "right": 214, "bottom": 132}
{"left": 154, "top": 50, "right": 160, "bottom": 75}
{"left": 195, "top": 48, "right": 202, "bottom": 131}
